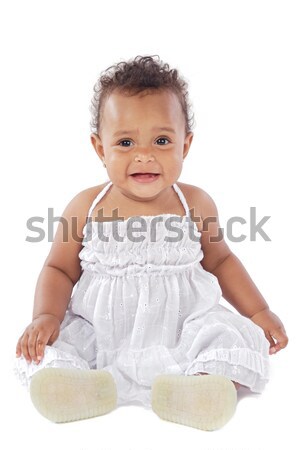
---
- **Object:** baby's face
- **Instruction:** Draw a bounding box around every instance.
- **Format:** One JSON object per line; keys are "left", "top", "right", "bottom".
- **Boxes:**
{"left": 91, "top": 89, "right": 193, "bottom": 199}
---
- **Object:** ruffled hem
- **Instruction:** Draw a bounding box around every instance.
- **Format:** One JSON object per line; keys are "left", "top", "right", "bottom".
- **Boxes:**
{"left": 183, "top": 347, "right": 270, "bottom": 393}
{"left": 13, "top": 346, "right": 90, "bottom": 390}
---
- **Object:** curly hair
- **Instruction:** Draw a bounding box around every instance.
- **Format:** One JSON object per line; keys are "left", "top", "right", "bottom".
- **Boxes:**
{"left": 90, "top": 55, "right": 195, "bottom": 136}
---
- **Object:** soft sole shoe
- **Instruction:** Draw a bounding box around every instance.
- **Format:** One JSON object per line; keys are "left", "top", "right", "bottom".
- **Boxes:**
{"left": 151, "top": 374, "right": 237, "bottom": 431}
{"left": 30, "top": 368, "right": 117, "bottom": 423}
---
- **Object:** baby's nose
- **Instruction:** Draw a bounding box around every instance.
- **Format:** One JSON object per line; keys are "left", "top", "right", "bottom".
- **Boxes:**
{"left": 134, "top": 153, "right": 155, "bottom": 163}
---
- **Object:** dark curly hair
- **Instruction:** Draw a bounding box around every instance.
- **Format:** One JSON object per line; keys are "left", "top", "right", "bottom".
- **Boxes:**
{"left": 90, "top": 55, "right": 195, "bottom": 136}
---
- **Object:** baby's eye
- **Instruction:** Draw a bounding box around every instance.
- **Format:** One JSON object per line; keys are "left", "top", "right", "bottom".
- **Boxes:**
{"left": 118, "top": 139, "right": 132, "bottom": 147}
{"left": 156, "top": 137, "right": 170, "bottom": 145}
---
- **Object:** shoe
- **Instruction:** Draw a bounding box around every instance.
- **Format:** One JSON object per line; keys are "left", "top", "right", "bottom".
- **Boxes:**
{"left": 151, "top": 374, "right": 237, "bottom": 431}
{"left": 30, "top": 368, "right": 117, "bottom": 423}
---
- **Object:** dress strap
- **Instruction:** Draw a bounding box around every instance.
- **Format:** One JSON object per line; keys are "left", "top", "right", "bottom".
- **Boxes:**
{"left": 87, "top": 181, "right": 113, "bottom": 219}
{"left": 87, "top": 180, "right": 190, "bottom": 220}
{"left": 172, "top": 183, "right": 190, "bottom": 217}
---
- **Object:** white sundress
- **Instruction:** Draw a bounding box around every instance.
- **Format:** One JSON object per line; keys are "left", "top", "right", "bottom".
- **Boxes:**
{"left": 14, "top": 180, "right": 270, "bottom": 409}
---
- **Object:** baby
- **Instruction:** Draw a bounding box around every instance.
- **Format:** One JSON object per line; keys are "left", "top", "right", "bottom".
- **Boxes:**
{"left": 14, "top": 55, "right": 288, "bottom": 431}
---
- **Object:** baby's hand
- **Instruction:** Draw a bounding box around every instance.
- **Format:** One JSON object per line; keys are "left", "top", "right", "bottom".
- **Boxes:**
{"left": 16, "top": 314, "right": 60, "bottom": 364}
{"left": 250, "top": 308, "right": 288, "bottom": 355}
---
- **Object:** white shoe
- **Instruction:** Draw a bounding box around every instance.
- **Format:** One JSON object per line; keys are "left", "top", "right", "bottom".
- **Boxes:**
{"left": 151, "top": 374, "right": 237, "bottom": 431}
{"left": 30, "top": 368, "right": 117, "bottom": 423}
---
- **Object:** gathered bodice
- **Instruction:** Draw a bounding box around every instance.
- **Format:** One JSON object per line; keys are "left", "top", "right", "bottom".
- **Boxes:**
{"left": 79, "top": 181, "right": 204, "bottom": 277}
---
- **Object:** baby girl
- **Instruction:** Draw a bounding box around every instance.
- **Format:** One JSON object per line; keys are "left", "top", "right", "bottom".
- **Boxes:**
{"left": 14, "top": 55, "right": 288, "bottom": 431}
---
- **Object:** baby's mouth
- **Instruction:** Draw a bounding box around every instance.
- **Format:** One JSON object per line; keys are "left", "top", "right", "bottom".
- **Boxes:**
{"left": 130, "top": 173, "right": 160, "bottom": 182}
{"left": 131, "top": 173, "right": 159, "bottom": 176}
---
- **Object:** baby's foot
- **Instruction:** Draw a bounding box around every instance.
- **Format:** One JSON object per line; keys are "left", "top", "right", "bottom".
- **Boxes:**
{"left": 151, "top": 374, "right": 237, "bottom": 431}
{"left": 30, "top": 368, "right": 117, "bottom": 423}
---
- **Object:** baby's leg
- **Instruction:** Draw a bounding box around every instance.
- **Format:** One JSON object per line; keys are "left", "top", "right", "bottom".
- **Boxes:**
{"left": 151, "top": 374, "right": 237, "bottom": 431}
{"left": 30, "top": 367, "right": 117, "bottom": 423}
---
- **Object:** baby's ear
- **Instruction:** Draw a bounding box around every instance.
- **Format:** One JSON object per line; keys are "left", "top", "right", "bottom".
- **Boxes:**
{"left": 90, "top": 132, "right": 102, "bottom": 147}
{"left": 90, "top": 133, "right": 104, "bottom": 159}
{"left": 183, "top": 132, "right": 194, "bottom": 159}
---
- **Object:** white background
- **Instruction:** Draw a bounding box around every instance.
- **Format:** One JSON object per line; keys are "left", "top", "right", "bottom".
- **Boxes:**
{"left": 1, "top": 0, "right": 298, "bottom": 449}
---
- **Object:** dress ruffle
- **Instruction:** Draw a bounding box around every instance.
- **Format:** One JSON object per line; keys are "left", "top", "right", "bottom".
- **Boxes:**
{"left": 80, "top": 215, "right": 203, "bottom": 276}
{"left": 13, "top": 346, "right": 90, "bottom": 390}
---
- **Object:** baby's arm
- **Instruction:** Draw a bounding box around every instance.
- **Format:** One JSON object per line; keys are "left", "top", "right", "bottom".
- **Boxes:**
{"left": 16, "top": 187, "right": 96, "bottom": 364}
{"left": 193, "top": 187, "right": 288, "bottom": 354}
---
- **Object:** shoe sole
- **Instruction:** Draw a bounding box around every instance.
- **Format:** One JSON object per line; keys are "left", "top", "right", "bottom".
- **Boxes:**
{"left": 151, "top": 374, "right": 237, "bottom": 431}
{"left": 30, "top": 368, "right": 117, "bottom": 423}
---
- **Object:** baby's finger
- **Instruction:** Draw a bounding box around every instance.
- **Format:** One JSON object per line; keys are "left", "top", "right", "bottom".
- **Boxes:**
{"left": 20, "top": 333, "right": 31, "bottom": 362}
{"left": 27, "top": 328, "right": 39, "bottom": 362}
{"left": 16, "top": 334, "right": 24, "bottom": 357}
{"left": 270, "top": 328, "right": 289, "bottom": 352}
{"left": 264, "top": 330, "right": 276, "bottom": 349}
{"left": 48, "top": 327, "right": 60, "bottom": 345}
{"left": 35, "top": 332, "right": 49, "bottom": 363}
{"left": 269, "top": 344, "right": 279, "bottom": 355}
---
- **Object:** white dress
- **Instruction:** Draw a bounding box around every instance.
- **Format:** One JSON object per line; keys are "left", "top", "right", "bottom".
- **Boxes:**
{"left": 14, "top": 181, "right": 270, "bottom": 409}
